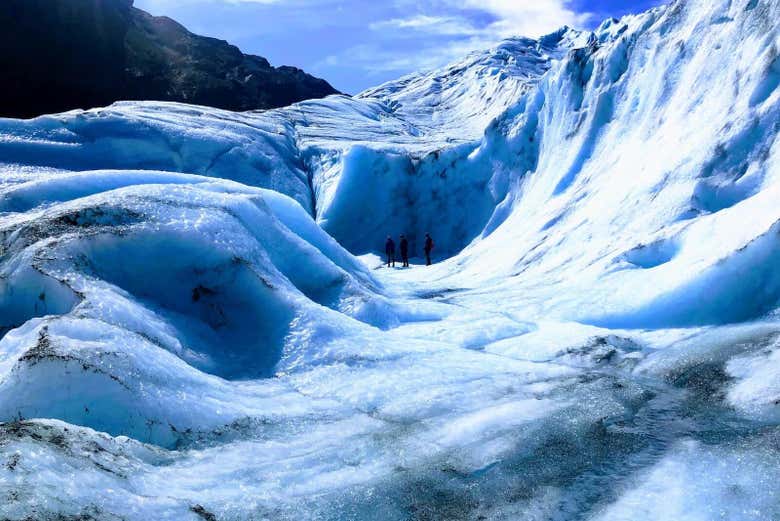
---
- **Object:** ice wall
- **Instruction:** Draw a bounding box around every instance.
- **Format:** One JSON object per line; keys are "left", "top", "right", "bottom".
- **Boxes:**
{"left": 439, "top": 0, "right": 780, "bottom": 327}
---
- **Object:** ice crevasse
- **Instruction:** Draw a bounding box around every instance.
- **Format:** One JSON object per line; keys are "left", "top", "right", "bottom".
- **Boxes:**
{"left": 1, "top": 0, "right": 780, "bottom": 519}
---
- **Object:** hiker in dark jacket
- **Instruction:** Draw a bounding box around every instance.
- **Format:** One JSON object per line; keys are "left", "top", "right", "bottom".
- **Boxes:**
{"left": 385, "top": 236, "right": 396, "bottom": 267}
{"left": 399, "top": 235, "right": 409, "bottom": 267}
{"left": 424, "top": 233, "right": 434, "bottom": 266}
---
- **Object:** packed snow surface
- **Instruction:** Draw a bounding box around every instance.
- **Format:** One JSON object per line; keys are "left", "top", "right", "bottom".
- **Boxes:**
{"left": 1, "top": 0, "right": 780, "bottom": 519}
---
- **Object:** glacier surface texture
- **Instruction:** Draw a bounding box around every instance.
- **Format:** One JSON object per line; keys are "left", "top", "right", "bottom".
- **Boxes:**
{"left": 1, "top": 0, "right": 780, "bottom": 519}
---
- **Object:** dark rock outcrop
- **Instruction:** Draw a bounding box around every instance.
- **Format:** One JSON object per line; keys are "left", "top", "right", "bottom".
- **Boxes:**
{"left": 0, "top": 0, "right": 339, "bottom": 119}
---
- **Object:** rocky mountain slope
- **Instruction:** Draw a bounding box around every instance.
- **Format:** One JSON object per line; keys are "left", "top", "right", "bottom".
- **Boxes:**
{"left": 0, "top": 0, "right": 339, "bottom": 119}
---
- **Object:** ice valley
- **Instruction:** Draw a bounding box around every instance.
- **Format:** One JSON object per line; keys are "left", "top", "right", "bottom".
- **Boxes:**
{"left": 1, "top": 0, "right": 780, "bottom": 519}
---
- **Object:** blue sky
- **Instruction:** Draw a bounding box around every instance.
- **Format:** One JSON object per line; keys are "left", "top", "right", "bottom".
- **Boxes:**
{"left": 135, "top": 0, "right": 667, "bottom": 94}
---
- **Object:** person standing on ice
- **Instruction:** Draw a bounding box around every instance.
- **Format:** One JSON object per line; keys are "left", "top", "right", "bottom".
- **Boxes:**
{"left": 400, "top": 235, "right": 409, "bottom": 267}
{"left": 385, "top": 236, "right": 396, "bottom": 267}
{"left": 424, "top": 233, "right": 434, "bottom": 266}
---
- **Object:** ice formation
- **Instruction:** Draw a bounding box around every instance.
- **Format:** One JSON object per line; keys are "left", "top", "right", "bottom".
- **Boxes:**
{"left": 1, "top": 0, "right": 780, "bottom": 519}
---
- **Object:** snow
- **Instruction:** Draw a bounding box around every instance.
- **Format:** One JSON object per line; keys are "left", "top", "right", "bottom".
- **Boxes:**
{"left": 2, "top": 0, "right": 780, "bottom": 518}
{"left": 591, "top": 437, "right": 780, "bottom": 521}
{"left": 357, "top": 28, "right": 589, "bottom": 141}
{"left": 725, "top": 335, "right": 780, "bottom": 422}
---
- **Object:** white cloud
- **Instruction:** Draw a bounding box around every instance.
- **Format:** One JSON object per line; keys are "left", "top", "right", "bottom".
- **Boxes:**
{"left": 343, "top": 0, "right": 592, "bottom": 78}
{"left": 322, "top": 38, "right": 485, "bottom": 75}
{"left": 456, "top": 0, "right": 591, "bottom": 38}
{"left": 376, "top": 0, "right": 591, "bottom": 40}
{"left": 370, "top": 15, "right": 479, "bottom": 36}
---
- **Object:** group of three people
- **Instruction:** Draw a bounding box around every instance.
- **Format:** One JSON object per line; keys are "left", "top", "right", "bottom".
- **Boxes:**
{"left": 385, "top": 233, "right": 434, "bottom": 268}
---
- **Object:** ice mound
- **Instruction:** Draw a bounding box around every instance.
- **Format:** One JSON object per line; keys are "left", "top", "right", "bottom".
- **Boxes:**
{"left": 0, "top": 420, "right": 174, "bottom": 520}
{"left": 0, "top": 104, "right": 313, "bottom": 209}
{"left": 0, "top": 172, "right": 415, "bottom": 447}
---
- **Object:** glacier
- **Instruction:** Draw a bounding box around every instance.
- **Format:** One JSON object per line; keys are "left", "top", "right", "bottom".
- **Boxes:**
{"left": 1, "top": 0, "right": 780, "bottom": 519}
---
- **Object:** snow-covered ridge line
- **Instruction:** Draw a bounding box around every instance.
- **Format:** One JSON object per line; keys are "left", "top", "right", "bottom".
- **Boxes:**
{"left": 355, "top": 26, "right": 591, "bottom": 139}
